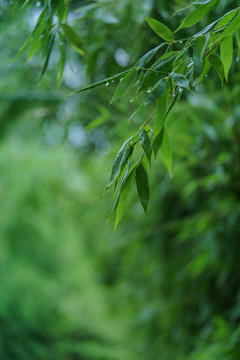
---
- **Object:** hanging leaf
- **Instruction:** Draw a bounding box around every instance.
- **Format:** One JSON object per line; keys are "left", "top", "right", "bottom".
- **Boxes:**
{"left": 145, "top": 79, "right": 166, "bottom": 104}
{"left": 136, "top": 163, "right": 150, "bottom": 214}
{"left": 170, "top": 72, "right": 192, "bottom": 93}
{"left": 160, "top": 126, "right": 172, "bottom": 175}
{"left": 208, "top": 54, "right": 224, "bottom": 84}
{"left": 152, "top": 128, "right": 164, "bottom": 159}
{"left": 220, "top": 35, "right": 233, "bottom": 82}
{"left": 145, "top": 16, "right": 174, "bottom": 42}
{"left": 139, "top": 129, "right": 152, "bottom": 166}
{"left": 62, "top": 23, "right": 85, "bottom": 55}
{"left": 193, "top": 36, "right": 205, "bottom": 76}
{"left": 175, "top": 0, "right": 219, "bottom": 32}
{"left": 40, "top": 32, "right": 55, "bottom": 79}
{"left": 111, "top": 67, "right": 138, "bottom": 102}
{"left": 153, "top": 81, "right": 169, "bottom": 137}
{"left": 104, "top": 138, "right": 134, "bottom": 194}
{"left": 198, "top": 56, "right": 211, "bottom": 84}
{"left": 114, "top": 168, "right": 136, "bottom": 230}
{"left": 57, "top": 37, "right": 67, "bottom": 84}
{"left": 214, "top": 9, "right": 239, "bottom": 31}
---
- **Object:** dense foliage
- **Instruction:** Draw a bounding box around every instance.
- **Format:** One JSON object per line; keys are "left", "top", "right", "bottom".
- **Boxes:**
{"left": 1, "top": 0, "right": 240, "bottom": 359}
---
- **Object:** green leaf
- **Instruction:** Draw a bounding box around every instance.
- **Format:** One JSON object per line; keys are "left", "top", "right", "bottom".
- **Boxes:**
{"left": 160, "top": 126, "right": 172, "bottom": 175}
{"left": 220, "top": 35, "right": 233, "bottom": 82}
{"left": 153, "top": 81, "right": 169, "bottom": 137}
{"left": 193, "top": 36, "right": 205, "bottom": 76}
{"left": 170, "top": 72, "right": 192, "bottom": 93}
{"left": 136, "top": 43, "right": 165, "bottom": 68}
{"left": 106, "top": 193, "right": 120, "bottom": 224}
{"left": 198, "top": 56, "right": 211, "bottom": 84}
{"left": 111, "top": 68, "right": 138, "bottom": 102}
{"left": 40, "top": 33, "right": 55, "bottom": 79}
{"left": 57, "top": 0, "right": 68, "bottom": 22}
{"left": 70, "top": 70, "right": 130, "bottom": 95}
{"left": 57, "top": 38, "right": 66, "bottom": 84}
{"left": 145, "top": 79, "right": 166, "bottom": 105}
{"left": 139, "top": 129, "right": 152, "bottom": 166}
{"left": 152, "top": 128, "right": 164, "bottom": 159}
{"left": 136, "top": 163, "right": 150, "bottom": 214}
{"left": 208, "top": 54, "right": 224, "bottom": 84}
{"left": 175, "top": 0, "right": 219, "bottom": 32}
{"left": 104, "top": 138, "right": 134, "bottom": 194}
{"left": 145, "top": 16, "right": 174, "bottom": 42}
{"left": 216, "top": 12, "right": 240, "bottom": 42}
{"left": 114, "top": 168, "right": 136, "bottom": 230}
{"left": 62, "top": 23, "right": 85, "bottom": 56}
{"left": 214, "top": 9, "right": 239, "bottom": 31}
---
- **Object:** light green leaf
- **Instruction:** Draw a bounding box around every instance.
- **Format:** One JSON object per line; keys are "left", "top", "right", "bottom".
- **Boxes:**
{"left": 145, "top": 16, "right": 174, "bottom": 42}
{"left": 208, "top": 54, "right": 224, "bottom": 84}
{"left": 145, "top": 79, "right": 166, "bottom": 104}
{"left": 136, "top": 163, "right": 150, "bottom": 214}
{"left": 160, "top": 126, "right": 172, "bottom": 175}
{"left": 175, "top": 0, "right": 219, "bottom": 32}
{"left": 70, "top": 70, "right": 129, "bottom": 95}
{"left": 114, "top": 168, "right": 136, "bottom": 230}
{"left": 198, "top": 56, "right": 211, "bottom": 84}
{"left": 57, "top": 38, "right": 66, "bottom": 84}
{"left": 153, "top": 81, "right": 169, "bottom": 137}
{"left": 139, "top": 129, "right": 152, "bottom": 166}
{"left": 220, "top": 35, "right": 233, "bottom": 82}
{"left": 216, "top": 12, "right": 240, "bottom": 42}
{"left": 214, "top": 9, "right": 238, "bottom": 31}
{"left": 111, "top": 68, "right": 138, "bottom": 102}
{"left": 62, "top": 23, "right": 85, "bottom": 55}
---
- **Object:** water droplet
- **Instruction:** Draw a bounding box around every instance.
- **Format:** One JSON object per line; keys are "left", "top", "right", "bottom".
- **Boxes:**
{"left": 170, "top": 173, "right": 173, "bottom": 179}
{"left": 147, "top": 90, "right": 151, "bottom": 93}
{"left": 105, "top": 82, "right": 109, "bottom": 86}
{"left": 154, "top": 159, "right": 158, "bottom": 164}
{"left": 179, "top": 41, "right": 183, "bottom": 44}
{"left": 111, "top": 80, "right": 114, "bottom": 83}
{"left": 130, "top": 99, "right": 134, "bottom": 103}
{"left": 205, "top": 75, "right": 208, "bottom": 77}
{"left": 36, "top": 1, "right": 41, "bottom": 6}
{"left": 120, "top": 77, "right": 123, "bottom": 81}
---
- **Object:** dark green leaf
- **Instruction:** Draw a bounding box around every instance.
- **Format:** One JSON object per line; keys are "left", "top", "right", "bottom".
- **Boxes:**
{"left": 175, "top": 0, "right": 219, "bottom": 32}
{"left": 145, "top": 16, "right": 174, "bottom": 42}
{"left": 145, "top": 79, "right": 166, "bottom": 105}
{"left": 139, "top": 129, "right": 152, "bottom": 166}
{"left": 111, "top": 68, "right": 138, "bottom": 102}
{"left": 208, "top": 54, "right": 224, "bottom": 84}
{"left": 114, "top": 168, "right": 136, "bottom": 230}
{"left": 136, "top": 43, "right": 165, "bottom": 68}
{"left": 170, "top": 72, "right": 192, "bottom": 93}
{"left": 152, "top": 128, "right": 164, "bottom": 159}
{"left": 193, "top": 36, "right": 205, "bottom": 76}
{"left": 40, "top": 33, "right": 55, "bottom": 79}
{"left": 136, "top": 163, "right": 150, "bottom": 214}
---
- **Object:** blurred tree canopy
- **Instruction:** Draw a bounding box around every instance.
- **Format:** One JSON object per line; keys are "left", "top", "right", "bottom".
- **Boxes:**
{"left": 1, "top": 0, "right": 240, "bottom": 359}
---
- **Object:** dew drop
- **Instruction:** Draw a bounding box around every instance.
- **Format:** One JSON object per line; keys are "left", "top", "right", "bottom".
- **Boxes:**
{"left": 111, "top": 80, "right": 114, "bottom": 83}
{"left": 179, "top": 41, "right": 183, "bottom": 44}
{"left": 154, "top": 159, "right": 158, "bottom": 164}
{"left": 130, "top": 99, "right": 134, "bottom": 103}
{"left": 120, "top": 77, "right": 123, "bottom": 81}
{"left": 36, "top": 1, "right": 41, "bottom": 6}
{"left": 147, "top": 90, "right": 151, "bottom": 93}
{"left": 170, "top": 173, "right": 173, "bottom": 179}
{"left": 205, "top": 75, "right": 208, "bottom": 77}
{"left": 105, "top": 82, "right": 109, "bottom": 86}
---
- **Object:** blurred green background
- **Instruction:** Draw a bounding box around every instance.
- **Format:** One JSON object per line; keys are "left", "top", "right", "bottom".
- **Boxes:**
{"left": 0, "top": 0, "right": 240, "bottom": 359}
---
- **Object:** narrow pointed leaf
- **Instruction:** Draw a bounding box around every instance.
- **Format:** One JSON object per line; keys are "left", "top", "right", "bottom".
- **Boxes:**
{"left": 153, "top": 81, "right": 169, "bottom": 137}
{"left": 160, "top": 126, "right": 172, "bottom": 175}
{"left": 114, "top": 168, "right": 136, "bottom": 230}
{"left": 145, "top": 16, "right": 174, "bottom": 42}
{"left": 70, "top": 70, "right": 129, "bottom": 95}
{"left": 216, "top": 12, "right": 240, "bottom": 42}
{"left": 139, "top": 129, "right": 152, "bottom": 166}
{"left": 136, "top": 43, "right": 165, "bottom": 68}
{"left": 208, "top": 54, "right": 224, "bottom": 84}
{"left": 136, "top": 163, "right": 150, "bottom": 214}
{"left": 152, "top": 128, "right": 164, "bottom": 159}
{"left": 111, "top": 67, "right": 138, "bottom": 102}
{"left": 175, "top": 0, "right": 219, "bottom": 32}
{"left": 40, "top": 33, "right": 55, "bottom": 79}
{"left": 220, "top": 35, "right": 233, "bottom": 81}
{"left": 106, "top": 193, "right": 120, "bottom": 224}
